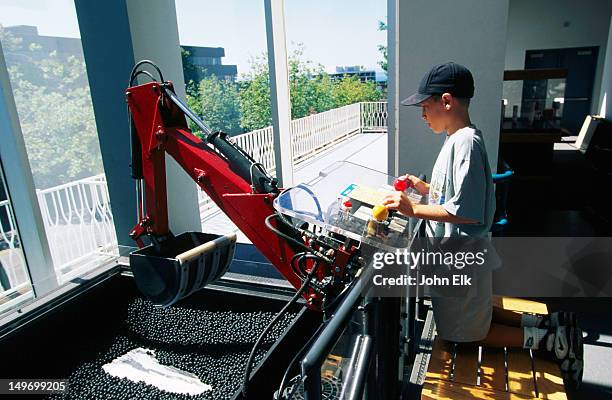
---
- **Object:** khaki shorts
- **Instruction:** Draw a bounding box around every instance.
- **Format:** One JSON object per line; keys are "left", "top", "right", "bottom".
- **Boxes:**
{"left": 431, "top": 269, "right": 492, "bottom": 342}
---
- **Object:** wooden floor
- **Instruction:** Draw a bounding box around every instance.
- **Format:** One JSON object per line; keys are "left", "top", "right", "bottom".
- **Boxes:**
{"left": 422, "top": 297, "right": 567, "bottom": 400}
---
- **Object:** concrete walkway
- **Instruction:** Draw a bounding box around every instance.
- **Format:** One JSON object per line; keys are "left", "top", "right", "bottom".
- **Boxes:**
{"left": 200, "top": 132, "right": 388, "bottom": 243}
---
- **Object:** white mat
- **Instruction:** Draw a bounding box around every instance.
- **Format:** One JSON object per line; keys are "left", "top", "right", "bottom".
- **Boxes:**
{"left": 102, "top": 347, "right": 211, "bottom": 395}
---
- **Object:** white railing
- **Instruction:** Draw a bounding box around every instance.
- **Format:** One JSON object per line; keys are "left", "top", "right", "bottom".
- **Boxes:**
{"left": 36, "top": 174, "right": 117, "bottom": 280}
{"left": 0, "top": 200, "right": 18, "bottom": 250}
{"left": 0, "top": 199, "right": 26, "bottom": 291}
{"left": 361, "top": 101, "right": 388, "bottom": 132}
{"left": 291, "top": 102, "right": 361, "bottom": 162}
{"left": 199, "top": 101, "right": 388, "bottom": 216}
{"left": 1, "top": 174, "right": 118, "bottom": 294}
{"left": 232, "top": 126, "right": 276, "bottom": 172}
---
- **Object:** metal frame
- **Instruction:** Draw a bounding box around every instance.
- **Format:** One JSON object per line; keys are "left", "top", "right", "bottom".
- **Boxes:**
{"left": 0, "top": 40, "right": 57, "bottom": 297}
{"left": 264, "top": 0, "right": 295, "bottom": 187}
{"left": 300, "top": 265, "right": 375, "bottom": 400}
{"left": 299, "top": 219, "right": 424, "bottom": 400}
{"left": 388, "top": 0, "right": 400, "bottom": 177}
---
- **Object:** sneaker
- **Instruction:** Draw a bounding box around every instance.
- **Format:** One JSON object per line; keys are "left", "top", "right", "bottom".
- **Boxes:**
{"left": 560, "top": 325, "right": 584, "bottom": 390}
{"left": 545, "top": 326, "right": 570, "bottom": 359}
{"left": 544, "top": 325, "right": 583, "bottom": 389}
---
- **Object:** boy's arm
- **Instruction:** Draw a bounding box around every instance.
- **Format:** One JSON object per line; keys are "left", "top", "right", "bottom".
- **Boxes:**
{"left": 404, "top": 174, "right": 430, "bottom": 195}
{"left": 382, "top": 192, "right": 478, "bottom": 224}
{"left": 412, "top": 203, "right": 477, "bottom": 224}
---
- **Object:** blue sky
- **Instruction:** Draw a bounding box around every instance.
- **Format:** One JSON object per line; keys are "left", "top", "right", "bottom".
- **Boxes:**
{"left": 0, "top": 0, "right": 387, "bottom": 76}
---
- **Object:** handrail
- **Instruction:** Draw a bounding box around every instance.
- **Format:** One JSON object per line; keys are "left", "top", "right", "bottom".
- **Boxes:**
{"left": 299, "top": 266, "right": 374, "bottom": 399}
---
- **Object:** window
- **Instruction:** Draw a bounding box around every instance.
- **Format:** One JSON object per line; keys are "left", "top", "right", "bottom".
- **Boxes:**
{"left": 176, "top": 0, "right": 272, "bottom": 244}
{"left": 284, "top": 0, "right": 389, "bottom": 179}
{"left": 0, "top": 160, "right": 33, "bottom": 316}
{"left": 0, "top": 0, "right": 117, "bottom": 285}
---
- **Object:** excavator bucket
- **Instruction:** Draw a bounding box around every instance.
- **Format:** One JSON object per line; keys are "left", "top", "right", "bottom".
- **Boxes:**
{"left": 129, "top": 231, "right": 237, "bottom": 307}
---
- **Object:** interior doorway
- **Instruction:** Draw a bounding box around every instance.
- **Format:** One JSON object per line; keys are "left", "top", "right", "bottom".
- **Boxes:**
{"left": 523, "top": 46, "right": 599, "bottom": 134}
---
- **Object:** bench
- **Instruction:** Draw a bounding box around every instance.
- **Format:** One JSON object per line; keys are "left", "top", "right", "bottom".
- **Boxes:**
{"left": 420, "top": 297, "right": 567, "bottom": 400}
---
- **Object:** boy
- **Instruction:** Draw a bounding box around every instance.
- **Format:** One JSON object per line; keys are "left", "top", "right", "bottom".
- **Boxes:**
{"left": 382, "top": 62, "right": 583, "bottom": 386}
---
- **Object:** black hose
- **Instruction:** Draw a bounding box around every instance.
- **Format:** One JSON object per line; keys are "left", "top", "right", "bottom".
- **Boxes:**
{"left": 241, "top": 260, "right": 321, "bottom": 398}
{"left": 297, "top": 254, "right": 320, "bottom": 278}
{"left": 129, "top": 60, "right": 164, "bottom": 87}
{"left": 264, "top": 214, "right": 312, "bottom": 255}
{"left": 290, "top": 252, "right": 308, "bottom": 279}
{"left": 130, "top": 70, "right": 156, "bottom": 84}
{"left": 277, "top": 269, "right": 361, "bottom": 399}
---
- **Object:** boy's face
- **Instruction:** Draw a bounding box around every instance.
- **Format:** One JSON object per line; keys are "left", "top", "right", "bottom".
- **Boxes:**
{"left": 419, "top": 96, "right": 447, "bottom": 134}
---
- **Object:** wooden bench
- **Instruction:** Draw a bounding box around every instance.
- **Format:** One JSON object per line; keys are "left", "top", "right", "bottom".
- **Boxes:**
{"left": 421, "top": 297, "right": 567, "bottom": 400}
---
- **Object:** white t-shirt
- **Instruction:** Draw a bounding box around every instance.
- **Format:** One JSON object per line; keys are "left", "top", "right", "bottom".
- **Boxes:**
{"left": 426, "top": 125, "right": 495, "bottom": 238}
{"left": 426, "top": 125, "right": 495, "bottom": 342}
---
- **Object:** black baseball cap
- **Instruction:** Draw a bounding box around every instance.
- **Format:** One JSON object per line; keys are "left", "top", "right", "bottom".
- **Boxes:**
{"left": 401, "top": 62, "right": 474, "bottom": 106}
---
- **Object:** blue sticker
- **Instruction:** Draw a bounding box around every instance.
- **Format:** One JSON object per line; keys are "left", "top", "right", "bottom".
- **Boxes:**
{"left": 340, "top": 184, "right": 356, "bottom": 196}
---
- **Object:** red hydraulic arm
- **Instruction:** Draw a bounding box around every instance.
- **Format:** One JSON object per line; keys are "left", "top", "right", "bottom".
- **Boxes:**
{"left": 126, "top": 79, "right": 313, "bottom": 297}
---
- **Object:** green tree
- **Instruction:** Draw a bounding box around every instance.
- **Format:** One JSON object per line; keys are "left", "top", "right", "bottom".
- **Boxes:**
{"left": 238, "top": 48, "right": 382, "bottom": 130}
{"left": 0, "top": 25, "right": 102, "bottom": 189}
{"left": 287, "top": 46, "right": 334, "bottom": 119}
{"left": 378, "top": 20, "right": 387, "bottom": 72}
{"left": 193, "top": 75, "right": 241, "bottom": 135}
{"left": 181, "top": 46, "right": 201, "bottom": 101}
{"left": 180, "top": 47, "right": 197, "bottom": 83}
{"left": 193, "top": 45, "right": 383, "bottom": 132}
{"left": 238, "top": 54, "right": 272, "bottom": 131}
{"left": 310, "top": 73, "right": 335, "bottom": 114}
{"left": 332, "top": 75, "right": 381, "bottom": 107}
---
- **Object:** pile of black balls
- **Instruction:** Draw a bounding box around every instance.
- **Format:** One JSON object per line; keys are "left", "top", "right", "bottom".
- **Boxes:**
{"left": 48, "top": 297, "right": 297, "bottom": 399}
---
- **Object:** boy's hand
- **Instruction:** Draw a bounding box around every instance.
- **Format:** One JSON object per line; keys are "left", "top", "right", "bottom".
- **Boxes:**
{"left": 399, "top": 174, "right": 429, "bottom": 195}
{"left": 382, "top": 191, "right": 416, "bottom": 217}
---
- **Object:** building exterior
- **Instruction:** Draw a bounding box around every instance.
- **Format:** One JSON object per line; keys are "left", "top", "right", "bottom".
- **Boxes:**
{"left": 4, "top": 25, "right": 83, "bottom": 61}
{"left": 329, "top": 65, "right": 387, "bottom": 91}
{"left": 181, "top": 45, "right": 238, "bottom": 84}
{"left": 329, "top": 66, "right": 376, "bottom": 83}
{"left": 4, "top": 26, "right": 238, "bottom": 86}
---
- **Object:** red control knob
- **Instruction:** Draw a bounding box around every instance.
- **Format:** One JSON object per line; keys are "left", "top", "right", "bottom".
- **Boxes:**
{"left": 343, "top": 200, "right": 352, "bottom": 208}
{"left": 393, "top": 176, "right": 412, "bottom": 192}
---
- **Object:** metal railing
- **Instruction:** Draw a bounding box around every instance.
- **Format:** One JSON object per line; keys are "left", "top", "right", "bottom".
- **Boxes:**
{"left": 0, "top": 200, "right": 18, "bottom": 250}
{"left": 36, "top": 174, "right": 117, "bottom": 281}
{"left": 199, "top": 101, "right": 388, "bottom": 215}
{"left": 1, "top": 174, "right": 118, "bottom": 295}
{"left": 360, "top": 101, "right": 388, "bottom": 132}
{"left": 232, "top": 126, "right": 276, "bottom": 173}
{"left": 0, "top": 199, "right": 25, "bottom": 291}
{"left": 292, "top": 102, "right": 361, "bottom": 162}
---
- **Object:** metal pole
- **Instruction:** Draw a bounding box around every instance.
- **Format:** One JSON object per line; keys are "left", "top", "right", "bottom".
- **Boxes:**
{"left": 264, "top": 0, "right": 294, "bottom": 187}
{"left": 300, "top": 267, "right": 373, "bottom": 400}
{"left": 0, "top": 41, "right": 58, "bottom": 296}
{"left": 345, "top": 335, "right": 373, "bottom": 400}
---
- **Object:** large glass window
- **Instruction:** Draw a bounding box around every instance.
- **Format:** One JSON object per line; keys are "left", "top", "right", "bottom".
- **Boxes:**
{"left": 0, "top": 160, "right": 33, "bottom": 316}
{"left": 176, "top": 0, "right": 272, "bottom": 243}
{"left": 285, "top": 0, "right": 389, "bottom": 181}
{"left": 0, "top": 0, "right": 117, "bottom": 285}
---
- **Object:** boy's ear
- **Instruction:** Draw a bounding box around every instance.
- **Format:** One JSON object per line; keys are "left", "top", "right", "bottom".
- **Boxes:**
{"left": 441, "top": 92, "right": 452, "bottom": 110}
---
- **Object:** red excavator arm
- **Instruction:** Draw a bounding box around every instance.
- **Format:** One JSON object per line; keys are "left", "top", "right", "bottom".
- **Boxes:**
{"left": 127, "top": 78, "right": 307, "bottom": 289}
{"left": 125, "top": 62, "right": 361, "bottom": 310}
